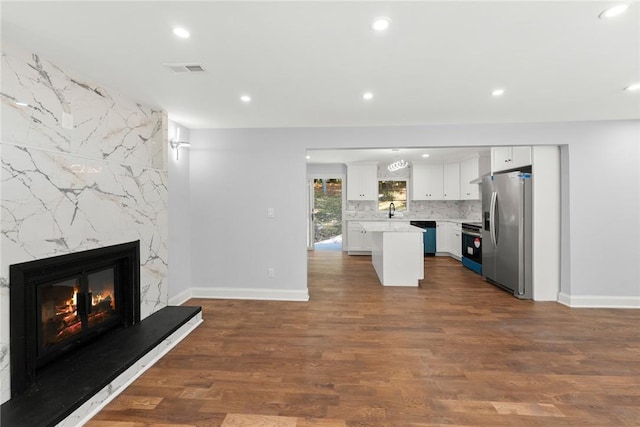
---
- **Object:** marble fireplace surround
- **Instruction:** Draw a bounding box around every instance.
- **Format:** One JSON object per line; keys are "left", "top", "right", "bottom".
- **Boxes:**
{"left": 0, "top": 43, "right": 194, "bottom": 424}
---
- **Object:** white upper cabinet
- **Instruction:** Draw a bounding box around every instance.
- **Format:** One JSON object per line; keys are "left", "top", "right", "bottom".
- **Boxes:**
{"left": 512, "top": 146, "right": 532, "bottom": 167}
{"left": 347, "top": 163, "right": 378, "bottom": 201}
{"left": 412, "top": 164, "right": 444, "bottom": 200}
{"left": 492, "top": 146, "right": 532, "bottom": 173}
{"left": 460, "top": 157, "right": 480, "bottom": 200}
{"left": 443, "top": 163, "right": 460, "bottom": 200}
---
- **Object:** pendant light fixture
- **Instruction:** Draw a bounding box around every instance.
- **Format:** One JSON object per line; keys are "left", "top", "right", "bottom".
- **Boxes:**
{"left": 387, "top": 149, "right": 408, "bottom": 172}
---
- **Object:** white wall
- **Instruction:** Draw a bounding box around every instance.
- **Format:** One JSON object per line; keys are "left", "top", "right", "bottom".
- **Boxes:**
{"left": 189, "top": 121, "right": 640, "bottom": 307}
{"left": 532, "top": 146, "right": 561, "bottom": 301}
{"left": 560, "top": 122, "right": 640, "bottom": 307}
{"left": 168, "top": 122, "right": 192, "bottom": 304}
{"left": 189, "top": 128, "right": 309, "bottom": 301}
{"left": 306, "top": 163, "right": 347, "bottom": 176}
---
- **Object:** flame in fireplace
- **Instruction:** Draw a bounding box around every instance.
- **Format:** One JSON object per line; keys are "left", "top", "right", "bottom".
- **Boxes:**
{"left": 42, "top": 283, "right": 117, "bottom": 349}
{"left": 55, "top": 288, "right": 78, "bottom": 317}
{"left": 90, "top": 290, "right": 114, "bottom": 309}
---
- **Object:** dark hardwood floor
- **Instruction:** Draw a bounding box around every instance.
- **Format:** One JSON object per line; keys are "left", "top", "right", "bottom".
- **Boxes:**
{"left": 87, "top": 252, "right": 640, "bottom": 426}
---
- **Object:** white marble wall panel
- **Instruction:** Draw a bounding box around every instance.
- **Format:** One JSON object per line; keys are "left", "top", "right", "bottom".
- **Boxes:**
{"left": 1, "top": 45, "right": 163, "bottom": 169}
{"left": 0, "top": 44, "right": 168, "bottom": 404}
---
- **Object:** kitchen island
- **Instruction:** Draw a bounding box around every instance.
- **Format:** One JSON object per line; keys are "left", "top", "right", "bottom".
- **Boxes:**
{"left": 359, "top": 222, "right": 425, "bottom": 286}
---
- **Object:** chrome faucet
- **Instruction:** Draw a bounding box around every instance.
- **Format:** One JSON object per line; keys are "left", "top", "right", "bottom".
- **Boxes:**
{"left": 389, "top": 202, "right": 395, "bottom": 218}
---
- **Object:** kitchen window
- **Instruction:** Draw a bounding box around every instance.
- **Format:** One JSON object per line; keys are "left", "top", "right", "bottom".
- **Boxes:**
{"left": 378, "top": 180, "right": 407, "bottom": 211}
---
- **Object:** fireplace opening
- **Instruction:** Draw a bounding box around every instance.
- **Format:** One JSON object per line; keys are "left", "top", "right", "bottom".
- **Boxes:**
{"left": 10, "top": 241, "right": 140, "bottom": 397}
{"left": 36, "top": 264, "right": 122, "bottom": 368}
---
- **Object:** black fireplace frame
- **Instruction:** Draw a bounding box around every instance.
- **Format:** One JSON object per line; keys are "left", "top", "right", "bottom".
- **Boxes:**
{"left": 9, "top": 241, "right": 141, "bottom": 397}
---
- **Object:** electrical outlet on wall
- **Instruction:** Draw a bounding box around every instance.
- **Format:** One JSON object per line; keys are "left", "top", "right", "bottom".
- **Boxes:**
{"left": 267, "top": 267, "right": 275, "bottom": 278}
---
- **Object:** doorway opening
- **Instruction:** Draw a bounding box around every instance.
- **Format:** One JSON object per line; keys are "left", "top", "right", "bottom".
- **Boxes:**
{"left": 308, "top": 178, "right": 343, "bottom": 251}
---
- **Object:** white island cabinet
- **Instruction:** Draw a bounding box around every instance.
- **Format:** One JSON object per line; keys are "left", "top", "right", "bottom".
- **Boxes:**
{"left": 346, "top": 221, "right": 372, "bottom": 254}
{"left": 360, "top": 222, "right": 425, "bottom": 287}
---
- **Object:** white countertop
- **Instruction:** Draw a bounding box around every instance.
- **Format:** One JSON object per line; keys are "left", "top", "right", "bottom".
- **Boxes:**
{"left": 348, "top": 218, "right": 479, "bottom": 223}
{"left": 359, "top": 222, "right": 425, "bottom": 233}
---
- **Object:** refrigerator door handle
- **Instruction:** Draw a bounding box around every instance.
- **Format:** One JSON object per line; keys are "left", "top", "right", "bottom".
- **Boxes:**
{"left": 490, "top": 191, "right": 497, "bottom": 246}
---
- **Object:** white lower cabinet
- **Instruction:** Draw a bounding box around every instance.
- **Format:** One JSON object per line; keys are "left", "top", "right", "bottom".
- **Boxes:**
{"left": 437, "top": 221, "right": 462, "bottom": 259}
{"left": 347, "top": 222, "right": 373, "bottom": 253}
{"left": 448, "top": 222, "right": 462, "bottom": 259}
{"left": 436, "top": 222, "right": 448, "bottom": 253}
{"left": 349, "top": 220, "right": 462, "bottom": 260}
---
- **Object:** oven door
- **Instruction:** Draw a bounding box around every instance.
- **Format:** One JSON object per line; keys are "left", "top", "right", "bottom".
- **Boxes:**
{"left": 461, "top": 231, "right": 482, "bottom": 264}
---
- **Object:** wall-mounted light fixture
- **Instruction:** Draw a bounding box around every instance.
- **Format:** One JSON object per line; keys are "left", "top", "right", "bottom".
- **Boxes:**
{"left": 170, "top": 127, "right": 191, "bottom": 160}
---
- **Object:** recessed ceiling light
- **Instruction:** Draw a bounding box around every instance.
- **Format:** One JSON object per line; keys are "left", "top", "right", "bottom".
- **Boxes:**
{"left": 306, "top": 155, "right": 311, "bottom": 160}
{"left": 624, "top": 83, "right": 640, "bottom": 91}
{"left": 599, "top": 4, "right": 629, "bottom": 19}
{"left": 173, "top": 27, "right": 190, "bottom": 39}
{"left": 240, "top": 95, "right": 251, "bottom": 103}
{"left": 491, "top": 88, "right": 505, "bottom": 97}
{"left": 362, "top": 92, "right": 374, "bottom": 100}
{"left": 371, "top": 17, "right": 391, "bottom": 32}
{"left": 422, "top": 154, "right": 430, "bottom": 158}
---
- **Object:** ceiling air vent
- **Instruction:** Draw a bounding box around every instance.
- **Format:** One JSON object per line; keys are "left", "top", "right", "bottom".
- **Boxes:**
{"left": 163, "top": 63, "right": 206, "bottom": 73}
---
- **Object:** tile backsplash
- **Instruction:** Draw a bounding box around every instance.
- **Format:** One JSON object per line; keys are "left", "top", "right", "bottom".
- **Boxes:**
{"left": 345, "top": 199, "right": 482, "bottom": 221}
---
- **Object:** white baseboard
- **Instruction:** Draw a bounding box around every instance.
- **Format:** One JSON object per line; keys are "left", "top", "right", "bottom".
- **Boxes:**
{"left": 558, "top": 292, "right": 640, "bottom": 308}
{"left": 168, "top": 288, "right": 193, "bottom": 306}
{"left": 191, "top": 286, "right": 309, "bottom": 302}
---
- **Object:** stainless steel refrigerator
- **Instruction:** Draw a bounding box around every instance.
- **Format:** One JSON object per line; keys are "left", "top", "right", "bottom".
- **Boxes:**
{"left": 482, "top": 171, "right": 532, "bottom": 299}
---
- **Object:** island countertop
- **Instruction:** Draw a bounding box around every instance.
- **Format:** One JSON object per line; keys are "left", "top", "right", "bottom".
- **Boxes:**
{"left": 359, "top": 222, "right": 426, "bottom": 233}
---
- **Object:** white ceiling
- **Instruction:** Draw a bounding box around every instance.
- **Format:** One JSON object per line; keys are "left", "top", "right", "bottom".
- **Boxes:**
{"left": 1, "top": 1, "right": 639, "bottom": 130}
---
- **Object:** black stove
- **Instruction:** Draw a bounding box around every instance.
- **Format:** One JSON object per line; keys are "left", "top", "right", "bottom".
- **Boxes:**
{"left": 462, "top": 222, "right": 482, "bottom": 233}
{"left": 461, "top": 222, "right": 482, "bottom": 274}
